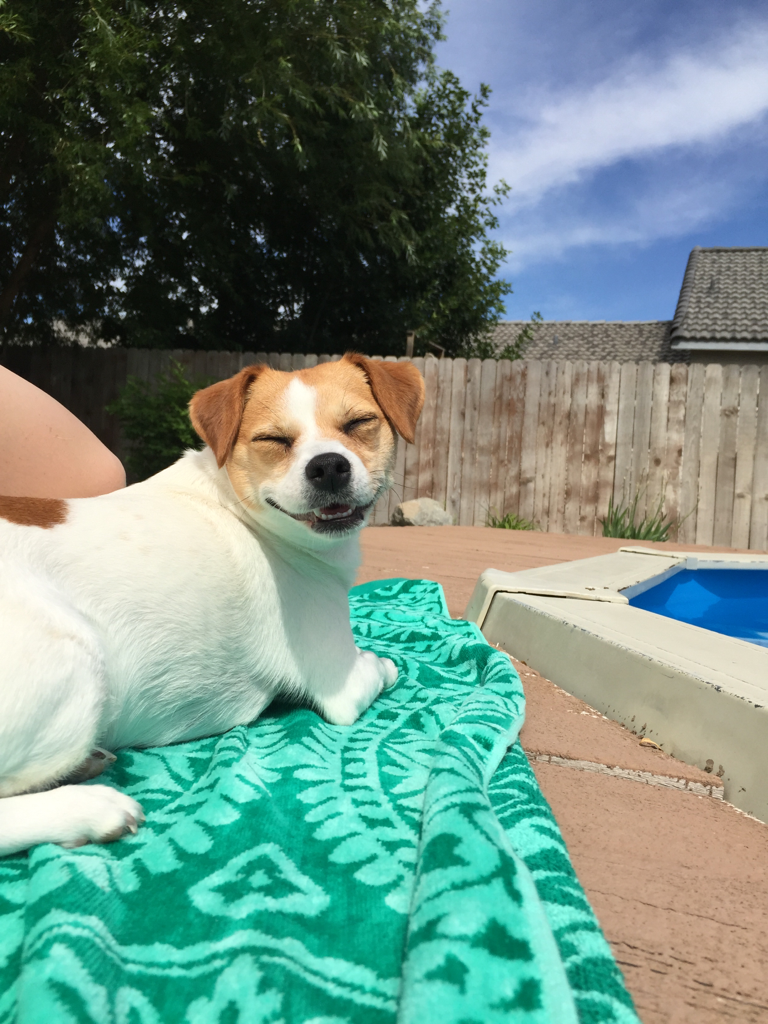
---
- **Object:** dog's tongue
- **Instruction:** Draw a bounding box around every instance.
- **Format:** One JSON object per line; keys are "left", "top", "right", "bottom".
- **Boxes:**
{"left": 319, "top": 504, "right": 351, "bottom": 516}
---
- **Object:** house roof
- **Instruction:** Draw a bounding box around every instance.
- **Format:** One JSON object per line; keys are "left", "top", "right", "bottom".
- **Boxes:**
{"left": 490, "top": 320, "right": 681, "bottom": 363}
{"left": 670, "top": 246, "right": 768, "bottom": 351}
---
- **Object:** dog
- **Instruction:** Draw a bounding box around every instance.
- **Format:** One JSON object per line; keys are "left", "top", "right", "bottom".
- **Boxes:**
{"left": 0, "top": 353, "right": 424, "bottom": 857}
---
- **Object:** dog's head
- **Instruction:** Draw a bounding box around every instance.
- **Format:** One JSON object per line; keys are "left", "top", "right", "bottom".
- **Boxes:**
{"left": 189, "top": 354, "right": 425, "bottom": 540}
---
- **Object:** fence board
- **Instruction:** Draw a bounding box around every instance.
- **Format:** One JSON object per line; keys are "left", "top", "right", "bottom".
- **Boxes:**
{"left": 126, "top": 348, "right": 147, "bottom": 382}
{"left": 534, "top": 361, "right": 557, "bottom": 530}
{"left": 387, "top": 426, "right": 407, "bottom": 523}
{"left": 458, "top": 359, "right": 483, "bottom": 526}
{"left": 385, "top": 358, "right": 413, "bottom": 520}
{"left": 732, "top": 365, "right": 759, "bottom": 549}
{"left": 713, "top": 364, "right": 741, "bottom": 545}
{"left": 488, "top": 359, "right": 511, "bottom": 518}
{"left": 502, "top": 361, "right": 527, "bottom": 520}
{"left": 750, "top": 367, "right": 768, "bottom": 550}
{"left": 696, "top": 363, "right": 724, "bottom": 546}
{"left": 518, "top": 361, "right": 541, "bottom": 523}
{"left": 678, "top": 364, "right": 705, "bottom": 544}
{"left": 630, "top": 361, "right": 655, "bottom": 516}
{"left": 548, "top": 361, "right": 572, "bottom": 534}
{"left": 473, "top": 359, "right": 499, "bottom": 526}
{"left": 663, "top": 363, "right": 688, "bottom": 540}
{"left": 446, "top": 358, "right": 468, "bottom": 523}
{"left": 581, "top": 362, "right": 604, "bottom": 535}
{"left": 402, "top": 357, "right": 425, "bottom": 505}
{"left": 646, "top": 362, "right": 670, "bottom": 522}
{"left": 416, "top": 356, "right": 439, "bottom": 500}
{"left": 596, "top": 362, "right": 621, "bottom": 531}
{"left": 431, "top": 358, "right": 455, "bottom": 515}
{"left": 613, "top": 363, "right": 637, "bottom": 505}
{"left": 563, "top": 361, "right": 587, "bottom": 535}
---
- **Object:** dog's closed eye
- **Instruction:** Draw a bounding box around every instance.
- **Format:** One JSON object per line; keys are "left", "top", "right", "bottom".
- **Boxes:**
{"left": 252, "top": 434, "right": 293, "bottom": 448}
{"left": 342, "top": 416, "right": 377, "bottom": 434}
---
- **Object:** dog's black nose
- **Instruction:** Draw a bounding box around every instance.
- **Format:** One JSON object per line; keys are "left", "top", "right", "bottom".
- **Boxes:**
{"left": 305, "top": 452, "right": 352, "bottom": 492}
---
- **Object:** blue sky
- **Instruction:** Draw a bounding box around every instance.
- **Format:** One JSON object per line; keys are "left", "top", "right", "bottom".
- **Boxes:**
{"left": 435, "top": 0, "right": 768, "bottom": 322}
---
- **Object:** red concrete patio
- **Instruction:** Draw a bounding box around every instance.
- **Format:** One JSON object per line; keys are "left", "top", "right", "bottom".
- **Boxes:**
{"left": 357, "top": 526, "right": 768, "bottom": 1024}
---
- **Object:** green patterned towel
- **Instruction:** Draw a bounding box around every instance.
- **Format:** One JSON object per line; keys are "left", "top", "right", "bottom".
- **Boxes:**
{"left": 0, "top": 579, "right": 639, "bottom": 1024}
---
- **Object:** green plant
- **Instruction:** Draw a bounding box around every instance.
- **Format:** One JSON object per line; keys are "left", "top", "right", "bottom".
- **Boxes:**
{"left": 486, "top": 509, "right": 536, "bottom": 530}
{"left": 106, "top": 361, "right": 214, "bottom": 481}
{"left": 599, "top": 489, "right": 674, "bottom": 541}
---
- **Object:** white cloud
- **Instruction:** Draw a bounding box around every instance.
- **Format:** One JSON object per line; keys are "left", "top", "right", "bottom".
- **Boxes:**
{"left": 501, "top": 172, "right": 740, "bottom": 268}
{"left": 490, "top": 21, "right": 768, "bottom": 205}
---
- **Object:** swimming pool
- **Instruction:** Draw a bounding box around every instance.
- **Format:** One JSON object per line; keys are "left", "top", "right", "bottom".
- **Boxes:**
{"left": 467, "top": 548, "right": 768, "bottom": 822}
{"left": 629, "top": 568, "right": 768, "bottom": 648}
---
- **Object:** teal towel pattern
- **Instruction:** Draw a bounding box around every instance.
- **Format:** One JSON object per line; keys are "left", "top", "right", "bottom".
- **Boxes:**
{"left": 0, "top": 578, "right": 639, "bottom": 1023}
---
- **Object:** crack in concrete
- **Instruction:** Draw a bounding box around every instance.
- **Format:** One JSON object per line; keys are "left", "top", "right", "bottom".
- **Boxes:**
{"left": 588, "top": 887, "right": 750, "bottom": 931}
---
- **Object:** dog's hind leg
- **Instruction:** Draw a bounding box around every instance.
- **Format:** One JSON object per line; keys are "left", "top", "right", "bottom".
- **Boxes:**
{"left": 0, "top": 567, "right": 106, "bottom": 797}
{"left": 59, "top": 748, "right": 117, "bottom": 784}
{"left": 0, "top": 565, "right": 144, "bottom": 855}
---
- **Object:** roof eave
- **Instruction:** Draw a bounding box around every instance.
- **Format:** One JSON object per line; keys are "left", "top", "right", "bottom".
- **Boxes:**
{"left": 670, "top": 340, "right": 768, "bottom": 351}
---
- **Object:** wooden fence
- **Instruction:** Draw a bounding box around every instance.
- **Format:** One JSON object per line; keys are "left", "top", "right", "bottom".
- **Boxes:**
{"left": 3, "top": 346, "right": 768, "bottom": 548}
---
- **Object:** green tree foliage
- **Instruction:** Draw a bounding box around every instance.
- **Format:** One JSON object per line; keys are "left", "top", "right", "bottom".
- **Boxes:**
{"left": 0, "top": 0, "right": 512, "bottom": 356}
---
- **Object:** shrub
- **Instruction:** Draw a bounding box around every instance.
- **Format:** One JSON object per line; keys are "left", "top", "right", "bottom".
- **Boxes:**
{"left": 107, "top": 361, "right": 214, "bottom": 481}
{"left": 599, "top": 490, "right": 674, "bottom": 542}
{"left": 486, "top": 509, "right": 536, "bottom": 530}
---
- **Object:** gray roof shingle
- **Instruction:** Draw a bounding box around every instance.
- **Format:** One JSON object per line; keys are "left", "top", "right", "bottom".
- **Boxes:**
{"left": 490, "top": 320, "right": 680, "bottom": 363}
{"left": 670, "top": 246, "right": 768, "bottom": 350}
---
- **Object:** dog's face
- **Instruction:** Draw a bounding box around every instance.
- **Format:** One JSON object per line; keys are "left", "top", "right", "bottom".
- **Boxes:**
{"left": 189, "top": 354, "right": 425, "bottom": 541}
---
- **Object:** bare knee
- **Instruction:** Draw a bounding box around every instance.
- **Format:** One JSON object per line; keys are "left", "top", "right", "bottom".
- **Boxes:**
{"left": 86, "top": 448, "right": 126, "bottom": 496}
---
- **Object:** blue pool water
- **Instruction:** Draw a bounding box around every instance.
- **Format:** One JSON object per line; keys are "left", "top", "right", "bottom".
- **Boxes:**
{"left": 629, "top": 569, "right": 768, "bottom": 648}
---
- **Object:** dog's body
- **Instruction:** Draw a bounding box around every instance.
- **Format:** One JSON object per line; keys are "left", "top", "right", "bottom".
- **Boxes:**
{"left": 0, "top": 355, "right": 424, "bottom": 856}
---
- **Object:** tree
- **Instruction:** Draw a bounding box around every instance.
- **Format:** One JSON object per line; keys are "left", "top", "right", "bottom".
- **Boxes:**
{"left": 0, "top": 0, "right": 512, "bottom": 355}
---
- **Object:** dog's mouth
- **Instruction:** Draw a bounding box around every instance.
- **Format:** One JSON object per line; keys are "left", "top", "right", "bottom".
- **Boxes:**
{"left": 265, "top": 498, "right": 370, "bottom": 533}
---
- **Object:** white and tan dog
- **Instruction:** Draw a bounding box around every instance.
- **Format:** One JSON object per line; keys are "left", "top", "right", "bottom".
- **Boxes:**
{"left": 0, "top": 354, "right": 424, "bottom": 857}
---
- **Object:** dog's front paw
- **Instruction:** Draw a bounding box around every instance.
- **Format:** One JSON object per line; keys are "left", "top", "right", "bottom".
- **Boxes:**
{"left": 320, "top": 650, "right": 398, "bottom": 726}
{"left": 53, "top": 785, "right": 145, "bottom": 848}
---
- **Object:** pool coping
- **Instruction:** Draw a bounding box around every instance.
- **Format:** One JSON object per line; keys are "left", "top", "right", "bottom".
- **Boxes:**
{"left": 465, "top": 547, "right": 768, "bottom": 822}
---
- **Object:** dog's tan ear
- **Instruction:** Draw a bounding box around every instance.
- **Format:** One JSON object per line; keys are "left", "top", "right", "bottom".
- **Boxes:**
{"left": 189, "top": 365, "right": 266, "bottom": 467}
{"left": 344, "top": 353, "right": 425, "bottom": 443}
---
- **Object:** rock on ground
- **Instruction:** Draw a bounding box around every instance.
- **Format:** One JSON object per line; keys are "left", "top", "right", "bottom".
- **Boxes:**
{"left": 390, "top": 498, "right": 453, "bottom": 526}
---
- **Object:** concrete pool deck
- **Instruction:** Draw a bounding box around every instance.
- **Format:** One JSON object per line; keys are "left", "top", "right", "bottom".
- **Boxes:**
{"left": 357, "top": 527, "right": 768, "bottom": 1024}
